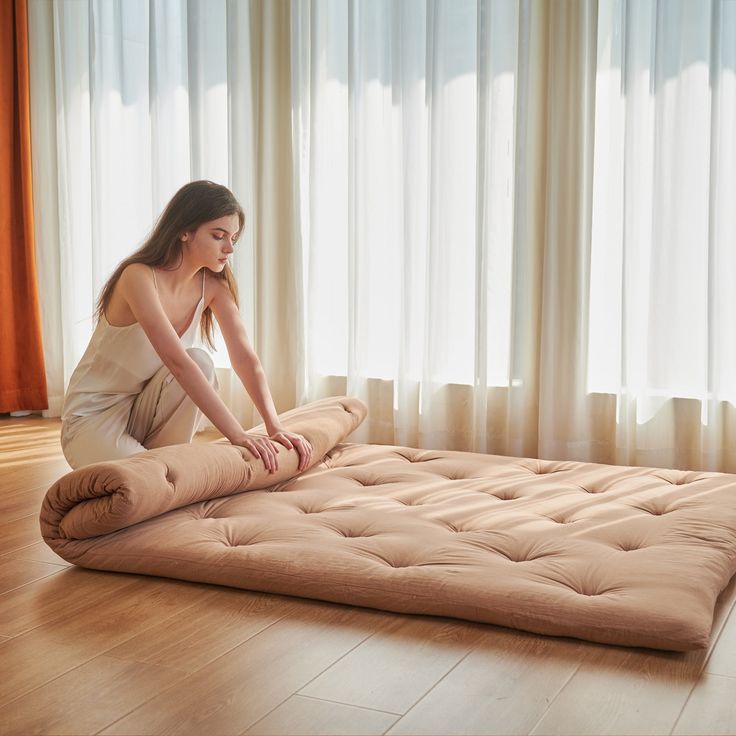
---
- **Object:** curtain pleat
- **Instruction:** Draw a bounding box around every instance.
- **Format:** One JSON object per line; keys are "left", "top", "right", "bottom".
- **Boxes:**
{"left": 0, "top": 0, "right": 48, "bottom": 413}
{"left": 536, "top": 0, "right": 600, "bottom": 461}
{"left": 249, "top": 0, "right": 300, "bottom": 417}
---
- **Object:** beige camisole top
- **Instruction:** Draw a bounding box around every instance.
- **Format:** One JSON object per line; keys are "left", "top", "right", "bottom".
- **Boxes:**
{"left": 61, "top": 268, "right": 206, "bottom": 421}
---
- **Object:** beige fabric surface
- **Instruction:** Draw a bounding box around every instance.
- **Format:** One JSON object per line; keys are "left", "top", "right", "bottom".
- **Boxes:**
{"left": 41, "top": 396, "right": 736, "bottom": 652}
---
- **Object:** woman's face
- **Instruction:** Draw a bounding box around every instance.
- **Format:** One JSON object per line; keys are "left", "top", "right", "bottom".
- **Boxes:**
{"left": 183, "top": 214, "right": 240, "bottom": 272}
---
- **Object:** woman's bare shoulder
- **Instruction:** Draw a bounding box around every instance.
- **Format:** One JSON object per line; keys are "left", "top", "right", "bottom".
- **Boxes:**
{"left": 206, "top": 273, "right": 234, "bottom": 306}
{"left": 116, "top": 263, "right": 157, "bottom": 299}
{"left": 119, "top": 262, "right": 153, "bottom": 283}
{"left": 105, "top": 264, "right": 155, "bottom": 325}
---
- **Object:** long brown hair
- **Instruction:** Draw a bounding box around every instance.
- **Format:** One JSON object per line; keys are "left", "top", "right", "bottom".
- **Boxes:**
{"left": 96, "top": 180, "right": 244, "bottom": 350}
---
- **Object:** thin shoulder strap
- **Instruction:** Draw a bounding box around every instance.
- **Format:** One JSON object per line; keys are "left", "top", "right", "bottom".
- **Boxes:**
{"left": 201, "top": 269, "right": 206, "bottom": 300}
{"left": 150, "top": 266, "right": 158, "bottom": 291}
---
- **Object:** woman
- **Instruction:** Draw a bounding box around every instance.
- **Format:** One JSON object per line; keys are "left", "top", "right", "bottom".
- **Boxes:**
{"left": 60, "top": 180, "right": 312, "bottom": 472}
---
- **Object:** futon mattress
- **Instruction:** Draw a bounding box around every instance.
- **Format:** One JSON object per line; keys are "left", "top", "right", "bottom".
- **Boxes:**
{"left": 40, "top": 397, "right": 736, "bottom": 651}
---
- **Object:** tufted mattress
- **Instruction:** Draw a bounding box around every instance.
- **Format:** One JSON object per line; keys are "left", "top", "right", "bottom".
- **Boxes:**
{"left": 40, "top": 397, "right": 736, "bottom": 651}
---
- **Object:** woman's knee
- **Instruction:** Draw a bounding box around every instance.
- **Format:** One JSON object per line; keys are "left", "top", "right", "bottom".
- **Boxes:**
{"left": 61, "top": 420, "right": 146, "bottom": 469}
{"left": 186, "top": 347, "right": 217, "bottom": 385}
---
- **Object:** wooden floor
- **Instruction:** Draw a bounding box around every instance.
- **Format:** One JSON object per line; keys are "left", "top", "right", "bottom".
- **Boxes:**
{"left": 1, "top": 417, "right": 735, "bottom": 736}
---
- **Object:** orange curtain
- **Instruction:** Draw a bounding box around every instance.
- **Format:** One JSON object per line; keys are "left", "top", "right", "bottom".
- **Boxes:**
{"left": 0, "top": 0, "right": 48, "bottom": 413}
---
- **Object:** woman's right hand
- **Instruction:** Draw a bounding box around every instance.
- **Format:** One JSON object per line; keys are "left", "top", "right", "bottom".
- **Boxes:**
{"left": 230, "top": 432, "right": 281, "bottom": 473}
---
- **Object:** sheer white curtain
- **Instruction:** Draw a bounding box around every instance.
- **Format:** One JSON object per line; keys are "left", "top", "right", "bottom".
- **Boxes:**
{"left": 292, "top": 0, "right": 575, "bottom": 455}
{"left": 590, "top": 0, "right": 736, "bottom": 470}
{"left": 291, "top": 0, "right": 736, "bottom": 470}
{"left": 291, "top": 0, "right": 531, "bottom": 450}
{"left": 29, "top": 0, "right": 736, "bottom": 471}
{"left": 27, "top": 0, "right": 274, "bottom": 427}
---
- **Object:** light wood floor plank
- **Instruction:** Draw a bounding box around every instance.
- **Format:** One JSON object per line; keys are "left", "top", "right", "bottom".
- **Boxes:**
{"left": 243, "top": 694, "right": 399, "bottom": 735}
{"left": 0, "top": 540, "right": 72, "bottom": 567}
{"left": 0, "top": 557, "right": 66, "bottom": 595}
{"left": 0, "top": 567, "right": 141, "bottom": 638}
{"left": 0, "top": 487, "right": 51, "bottom": 522}
{"left": 0, "top": 576, "right": 212, "bottom": 708}
{"left": 104, "top": 587, "right": 299, "bottom": 673}
{"left": 671, "top": 673, "right": 736, "bottom": 735}
{"left": 705, "top": 611, "right": 736, "bottom": 677}
{"left": 0, "top": 514, "right": 44, "bottom": 556}
{"left": 0, "top": 464, "right": 69, "bottom": 498}
{"left": 99, "top": 602, "right": 395, "bottom": 736}
{"left": 528, "top": 646, "right": 704, "bottom": 735}
{"left": 0, "top": 422, "right": 68, "bottom": 488}
{"left": 386, "top": 628, "right": 591, "bottom": 736}
{"left": 708, "top": 574, "right": 736, "bottom": 641}
{"left": 0, "top": 655, "right": 190, "bottom": 736}
{"left": 299, "top": 615, "right": 488, "bottom": 715}
{"left": 705, "top": 603, "right": 736, "bottom": 678}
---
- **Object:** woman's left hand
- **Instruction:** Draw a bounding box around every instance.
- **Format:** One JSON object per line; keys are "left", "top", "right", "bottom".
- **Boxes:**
{"left": 269, "top": 429, "right": 313, "bottom": 472}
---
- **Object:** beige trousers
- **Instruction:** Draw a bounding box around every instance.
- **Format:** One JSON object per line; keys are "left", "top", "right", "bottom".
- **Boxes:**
{"left": 61, "top": 347, "right": 219, "bottom": 469}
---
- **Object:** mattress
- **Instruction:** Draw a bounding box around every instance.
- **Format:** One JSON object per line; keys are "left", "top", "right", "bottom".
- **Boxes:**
{"left": 40, "top": 396, "right": 736, "bottom": 651}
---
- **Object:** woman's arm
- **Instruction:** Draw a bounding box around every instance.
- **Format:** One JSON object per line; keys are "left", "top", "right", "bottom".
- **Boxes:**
{"left": 209, "top": 276, "right": 313, "bottom": 470}
{"left": 118, "top": 264, "right": 280, "bottom": 470}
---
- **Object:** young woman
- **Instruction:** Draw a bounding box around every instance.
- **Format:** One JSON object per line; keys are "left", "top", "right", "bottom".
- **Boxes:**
{"left": 60, "top": 180, "right": 312, "bottom": 472}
